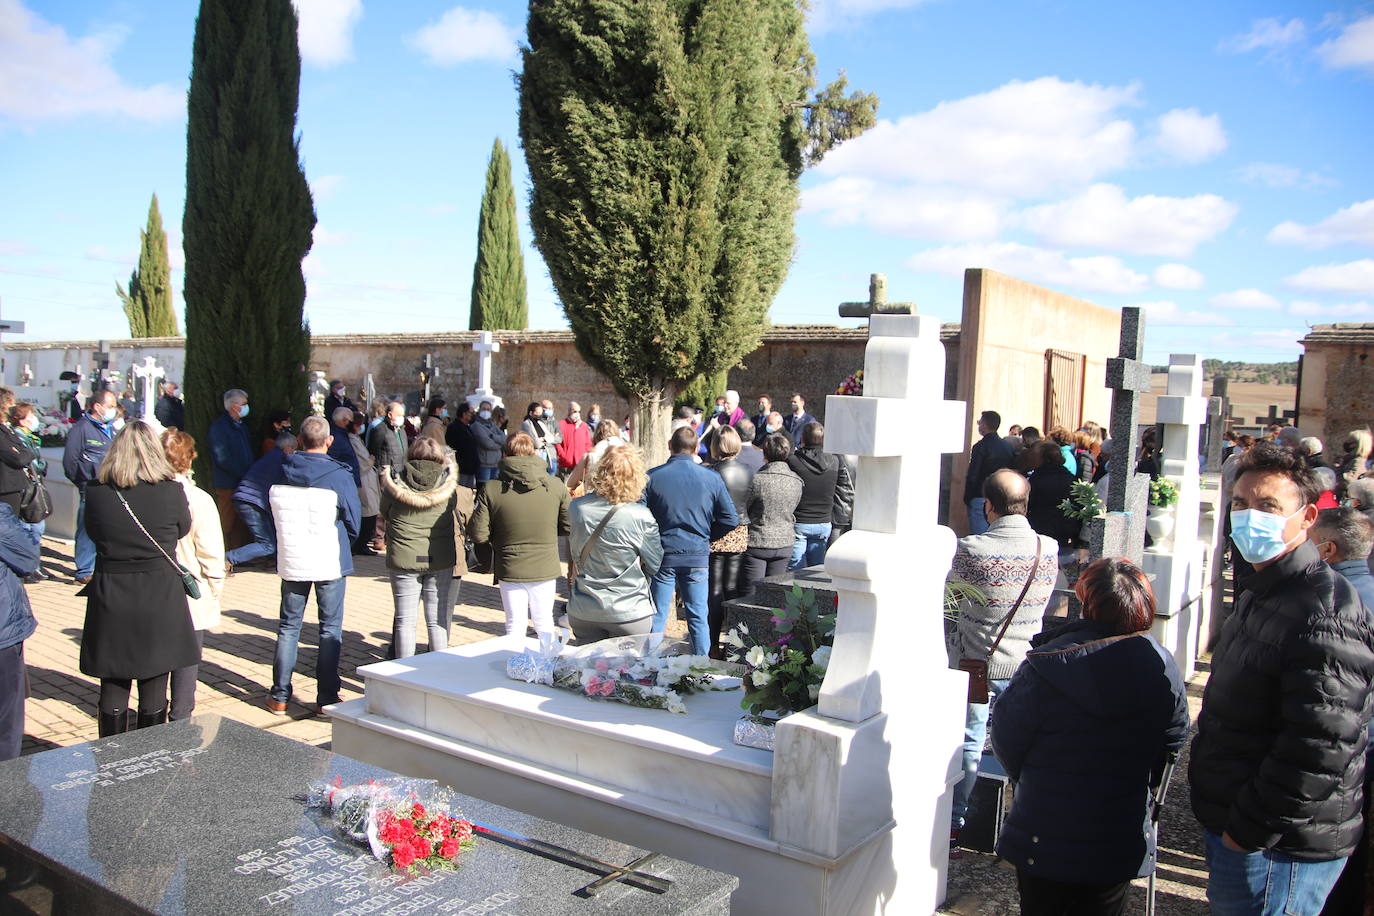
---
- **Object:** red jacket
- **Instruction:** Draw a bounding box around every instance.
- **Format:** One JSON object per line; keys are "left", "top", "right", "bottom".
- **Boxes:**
{"left": 556, "top": 419, "right": 593, "bottom": 470}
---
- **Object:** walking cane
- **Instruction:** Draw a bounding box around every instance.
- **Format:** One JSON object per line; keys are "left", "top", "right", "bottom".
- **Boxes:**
{"left": 1146, "top": 750, "right": 1180, "bottom": 916}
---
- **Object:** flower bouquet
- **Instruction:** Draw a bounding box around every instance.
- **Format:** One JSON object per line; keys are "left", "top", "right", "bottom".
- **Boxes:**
{"left": 506, "top": 634, "right": 734, "bottom": 714}
{"left": 725, "top": 585, "right": 836, "bottom": 717}
{"left": 38, "top": 409, "right": 73, "bottom": 448}
{"left": 835, "top": 369, "right": 864, "bottom": 396}
{"left": 305, "top": 777, "right": 475, "bottom": 872}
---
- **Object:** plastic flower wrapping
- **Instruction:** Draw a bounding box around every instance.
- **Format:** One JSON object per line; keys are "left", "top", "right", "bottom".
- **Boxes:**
{"left": 506, "top": 633, "right": 736, "bottom": 713}
{"left": 724, "top": 585, "right": 836, "bottom": 717}
{"left": 305, "top": 777, "right": 475, "bottom": 872}
{"left": 38, "top": 409, "right": 73, "bottom": 447}
{"left": 835, "top": 369, "right": 863, "bottom": 396}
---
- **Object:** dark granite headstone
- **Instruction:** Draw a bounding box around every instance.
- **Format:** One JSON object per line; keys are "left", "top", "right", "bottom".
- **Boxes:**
{"left": 0, "top": 715, "right": 735, "bottom": 915}
{"left": 1091, "top": 306, "right": 1150, "bottom": 566}
{"left": 722, "top": 567, "right": 838, "bottom": 645}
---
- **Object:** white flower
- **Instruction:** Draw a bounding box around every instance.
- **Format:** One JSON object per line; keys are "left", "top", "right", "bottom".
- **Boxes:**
{"left": 665, "top": 694, "right": 686, "bottom": 714}
{"left": 745, "top": 646, "right": 770, "bottom": 669}
{"left": 722, "top": 630, "right": 746, "bottom": 649}
{"left": 751, "top": 669, "right": 773, "bottom": 687}
{"left": 811, "top": 646, "right": 832, "bottom": 671}
{"left": 808, "top": 684, "right": 821, "bottom": 701}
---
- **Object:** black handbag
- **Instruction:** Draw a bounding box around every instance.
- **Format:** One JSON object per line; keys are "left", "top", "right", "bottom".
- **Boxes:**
{"left": 18, "top": 468, "right": 52, "bottom": 524}
{"left": 115, "top": 490, "right": 201, "bottom": 600}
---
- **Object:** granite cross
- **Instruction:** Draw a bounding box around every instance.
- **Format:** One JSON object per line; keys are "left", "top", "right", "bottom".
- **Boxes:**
{"left": 92, "top": 340, "right": 113, "bottom": 392}
{"left": 1090, "top": 306, "right": 1151, "bottom": 566}
{"left": 1204, "top": 376, "right": 1231, "bottom": 471}
{"left": 837, "top": 273, "right": 917, "bottom": 320}
{"left": 132, "top": 356, "right": 165, "bottom": 424}
{"left": 1254, "top": 404, "right": 1297, "bottom": 427}
{"left": 362, "top": 373, "right": 376, "bottom": 408}
{"left": 418, "top": 353, "right": 436, "bottom": 403}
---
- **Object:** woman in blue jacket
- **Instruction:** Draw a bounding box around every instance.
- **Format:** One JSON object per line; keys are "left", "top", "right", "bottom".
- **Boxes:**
{"left": 991, "top": 557, "right": 1189, "bottom": 915}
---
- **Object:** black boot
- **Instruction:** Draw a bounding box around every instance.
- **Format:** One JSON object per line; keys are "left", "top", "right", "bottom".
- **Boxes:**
{"left": 136, "top": 707, "right": 168, "bottom": 729}
{"left": 97, "top": 709, "right": 129, "bottom": 737}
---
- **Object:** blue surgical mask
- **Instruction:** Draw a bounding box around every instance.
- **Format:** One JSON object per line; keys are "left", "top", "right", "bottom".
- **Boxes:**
{"left": 238, "top": 404, "right": 250, "bottom": 419}
{"left": 766, "top": 425, "right": 780, "bottom": 434}
{"left": 479, "top": 410, "right": 492, "bottom": 420}
{"left": 588, "top": 413, "right": 600, "bottom": 426}
{"left": 1230, "top": 507, "right": 1305, "bottom": 564}
{"left": 439, "top": 409, "right": 449, "bottom": 419}
{"left": 543, "top": 408, "right": 553, "bottom": 419}
{"left": 99, "top": 407, "right": 117, "bottom": 424}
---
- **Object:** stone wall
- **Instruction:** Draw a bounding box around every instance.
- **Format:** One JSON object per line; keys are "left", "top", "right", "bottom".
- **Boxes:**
{"left": 1299, "top": 324, "right": 1374, "bottom": 452}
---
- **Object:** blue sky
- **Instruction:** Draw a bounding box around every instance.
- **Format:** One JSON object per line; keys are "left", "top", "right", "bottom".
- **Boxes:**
{"left": 1, "top": 0, "right": 1372, "bottom": 365}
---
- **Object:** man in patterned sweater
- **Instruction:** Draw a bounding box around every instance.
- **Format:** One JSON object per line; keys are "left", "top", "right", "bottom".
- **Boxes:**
{"left": 947, "top": 469, "right": 1059, "bottom": 841}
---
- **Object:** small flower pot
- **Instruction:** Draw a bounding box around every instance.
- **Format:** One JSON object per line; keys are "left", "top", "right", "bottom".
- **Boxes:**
{"left": 1146, "top": 505, "right": 1176, "bottom": 550}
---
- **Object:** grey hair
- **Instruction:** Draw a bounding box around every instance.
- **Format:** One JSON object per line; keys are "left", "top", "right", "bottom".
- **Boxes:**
{"left": 222, "top": 388, "right": 248, "bottom": 409}
{"left": 1313, "top": 507, "right": 1374, "bottom": 561}
{"left": 330, "top": 406, "right": 354, "bottom": 425}
{"left": 1348, "top": 477, "right": 1374, "bottom": 507}
{"left": 298, "top": 415, "right": 331, "bottom": 450}
{"left": 275, "top": 433, "right": 298, "bottom": 451}
{"left": 1313, "top": 466, "right": 1338, "bottom": 492}
{"left": 1299, "top": 436, "right": 1323, "bottom": 458}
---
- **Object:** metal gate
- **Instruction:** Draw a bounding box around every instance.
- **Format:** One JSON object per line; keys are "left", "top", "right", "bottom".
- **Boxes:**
{"left": 1044, "top": 349, "right": 1085, "bottom": 432}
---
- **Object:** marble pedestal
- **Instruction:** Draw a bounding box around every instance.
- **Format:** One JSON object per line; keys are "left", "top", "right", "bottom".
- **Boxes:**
{"left": 330, "top": 638, "right": 961, "bottom": 915}
{"left": 1143, "top": 541, "right": 1209, "bottom": 681}
{"left": 44, "top": 446, "right": 78, "bottom": 540}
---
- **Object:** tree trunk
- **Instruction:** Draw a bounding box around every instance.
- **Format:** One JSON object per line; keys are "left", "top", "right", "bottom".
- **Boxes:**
{"left": 630, "top": 383, "right": 679, "bottom": 469}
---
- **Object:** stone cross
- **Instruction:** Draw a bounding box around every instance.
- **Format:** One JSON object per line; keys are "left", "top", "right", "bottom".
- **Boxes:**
{"left": 770, "top": 313, "right": 968, "bottom": 908}
{"left": 467, "top": 332, "right": 504, "bottom": 410}
{"left": 837, "top": 273, "right": 918, "bottom": 320}
{"left": 363, "top": 373, "right": 376, "bottom": 409}
{"left": 1204, "top": 376, "right": 1231, "bottom": 472}
{"left": 132, "top": 356, "right": 165, "bottom": 425}
{"left": 92, "top": 340, "right": 113, "bottom": 392}
{"left": 1254, "top": 404, "right": 1297, "bottom": 427}
{"left": 418, "top": 353, "right": 436, "bottom": 403}
{"left": 1090, "top": 306, "right": 1151, "bottom": 566}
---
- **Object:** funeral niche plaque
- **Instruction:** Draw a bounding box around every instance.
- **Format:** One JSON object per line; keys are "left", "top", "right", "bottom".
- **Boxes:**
{"left": 0, "top": 715, "right": 735, "bottom": 915}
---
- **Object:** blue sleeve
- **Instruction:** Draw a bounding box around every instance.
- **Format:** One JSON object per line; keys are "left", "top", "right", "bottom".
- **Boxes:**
{"left": 337, "top": 475, "right": 361, "bottom": 540}
{"left": 207, "top": 419, "right": 230, "bottom": 470}
{"left": 988, "top": 667, "right": 1041, "bottom": 781}
{"left": 62, "top": 422, "right": 81, "bottom": 483}
{"left": 0, "top": 513, "right": 39, "bottom": 576}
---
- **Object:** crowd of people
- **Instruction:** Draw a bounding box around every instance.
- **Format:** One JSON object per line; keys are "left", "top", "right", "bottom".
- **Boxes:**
{"left": 953, "top": 409, "right": 1374, "bottom": 915}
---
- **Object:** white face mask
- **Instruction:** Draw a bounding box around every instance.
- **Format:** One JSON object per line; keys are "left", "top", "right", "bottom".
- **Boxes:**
{"left": 22, "top": 416, "right": 39, "bottom": 432}
{"left": 570, "top": 412, "right": 580, "bottom": 423}
{"left": 479, "top": 410, "right": 492, "bottom": 421}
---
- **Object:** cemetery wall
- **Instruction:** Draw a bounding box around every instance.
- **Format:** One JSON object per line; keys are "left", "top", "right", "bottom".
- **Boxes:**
{"left": 1299, "top": 324, "right": 1374, "bottom": 453}
{"left": 3, "top": 327, "right": 959, "bottom": 427}
{"left": 951, "top": 268, "right": 1121, "bottom": 533}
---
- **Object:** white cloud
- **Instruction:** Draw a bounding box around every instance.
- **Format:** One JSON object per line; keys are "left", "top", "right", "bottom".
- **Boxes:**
{"left": 292, "top": 0, "right": 362, "bottom": 67}
{"left": 1219, "top": 17, "right": 1307, "bottom": 53}
{"left": 310, "top": 174, "right": 346, "bottom": 202}
{"left": 1153, "top": 263, "right": 1205, "bottom": 289}
{"left": 1209, "top": 328, "right": 1303, "bottom": 354}
{"left": 1211, "top": 288, "right": 1282, "bottom": 310}
{"left": 1238, "top": 162, "right": 1337, "bottom": 190}
{"left": 807, "top": 0, "right": 931, "bottom": 32}
{"left": 0, "top": 0, "right": 183, "bottom": 122}
{"left": 1129, "top": 300, "right": 1232, "bottom": 326}
{"left": 1016, "top": 183, "right": 1236, "bottom": 257}
{"left": 1268, "top": 199, "right": 1374, "bottom": 249}
{"left": 1285, "top": 259, "right": 1374, "bottom": 295}
{"left": 313, "top": 226, "right": 351, "bottom": 247}
{"left": 801, "top": 177, "right": 1004, "bottom": 241}
{"left": 816, "top": 77, "right": 1139, "bottom": 196}
{"left": 1151, "top": 108, "right": 1227, "bottom": 164}
{"left": 907, "top": 242, "right": 1149, "bottom": 294}
{"left": 1289, "top": 300, "right": 1374, "bottom": 318}
{"left": 410, "top": 6, "right": 518, "bottom": 65}
{"left": 0, "top": 241, "right": 36, "bottom": 257}
{"left": 1317, "top": 14, "right": 1374, "bottom": 72}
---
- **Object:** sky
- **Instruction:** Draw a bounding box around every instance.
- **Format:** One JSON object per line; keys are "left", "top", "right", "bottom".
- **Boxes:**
{"left": 1, "top": 0, "right": 1373, "bottom": 366}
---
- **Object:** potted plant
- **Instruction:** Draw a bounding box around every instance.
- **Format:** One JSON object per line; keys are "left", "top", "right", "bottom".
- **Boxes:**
{"left": 1146, "top": 477, "right": 1180, "bottom": 548}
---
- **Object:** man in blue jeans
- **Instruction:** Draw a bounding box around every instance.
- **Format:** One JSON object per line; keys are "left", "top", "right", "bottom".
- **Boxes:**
{"left": 61, "top": 390, "right": 118, "bottom": 584}
{"left": 226, "top": 434, "right": 295, "bottom": 568}
{"left": 266, "top": 417, "right": 360, "bottom": 717}
{"left": 643, "top": 427, "right": 738, "bottom": 655}
{"left": 1190, "top": 443, "right": 1374, "bottom": 915}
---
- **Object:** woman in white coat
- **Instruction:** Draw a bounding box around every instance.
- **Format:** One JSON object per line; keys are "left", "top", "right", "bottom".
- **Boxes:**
{"left": 161, "top": 429, "right": 226, "bottom": 721}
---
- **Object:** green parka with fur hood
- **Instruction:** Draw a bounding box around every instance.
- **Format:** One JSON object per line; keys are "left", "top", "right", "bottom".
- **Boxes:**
{"left": 380, "top": 455, "right": 463, "bottom": 573}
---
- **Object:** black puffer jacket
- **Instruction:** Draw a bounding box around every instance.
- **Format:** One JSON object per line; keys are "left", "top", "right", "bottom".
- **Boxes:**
{"left": 712, "top": 458, "right": 753, "bottom": 519}
{"left": 1190, "top": 540, "right": 1374, "bottom": 858}
{"left": 788, "top": 446, "right": 854, "bottom": 526}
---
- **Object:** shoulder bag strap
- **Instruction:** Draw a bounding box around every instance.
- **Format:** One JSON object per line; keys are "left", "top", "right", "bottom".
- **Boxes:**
{"left": 576, "top": 503, "right": 625, "bottom": 572}
{"left": 115, "top": 489, "right": 186, "bottom": 576}
{"left": 986, "top": 537, "right": 1044, "bottom": 660}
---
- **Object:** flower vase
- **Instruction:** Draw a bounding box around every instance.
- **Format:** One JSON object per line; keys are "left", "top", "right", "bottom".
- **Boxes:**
{"left": 1145, "top": 505, "right": 1176, "bottom": 550}
{"left": 733, "top": 712, "right": 786, "bottom": 751}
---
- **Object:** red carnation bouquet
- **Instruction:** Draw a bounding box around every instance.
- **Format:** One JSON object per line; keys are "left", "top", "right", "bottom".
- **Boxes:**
{"left": 836, "top": 369, "right": 863, "bottom": 396}
{"left": 306, "top": 777, "right": 475, "bottom": 872}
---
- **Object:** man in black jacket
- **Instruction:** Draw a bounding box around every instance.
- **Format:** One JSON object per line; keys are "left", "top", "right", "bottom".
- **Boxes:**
{"left": 786, "top": 422, "right": 853, "bottom": 569}
{"left": 965, "top": 410, "right": 1015, "bottom": 536}
{"left": 1190, "top": 442, "right": 1374, "bottom": 914}
{"left": 445, "top": 403, "right": 480, "bottom": 488}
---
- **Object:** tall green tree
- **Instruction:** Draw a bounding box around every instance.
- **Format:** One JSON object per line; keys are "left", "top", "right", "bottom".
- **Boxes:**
{"left": 520, "top": 0, "right": 875, "bottom": 463}
{"left": 117, "top": 194, "right": 179, "bottom": 338}
{"left": 470, "top": 138, "right": 528, "bottom": 330}
{"left": 182, "top": 0, "right": 315, "bottom": 478}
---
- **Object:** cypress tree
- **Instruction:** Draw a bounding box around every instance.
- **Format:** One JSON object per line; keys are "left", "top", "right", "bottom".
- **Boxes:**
{"left": 520, "top": 0, "right": 876, "bottom": 464}
{"left": 116, "top": 194, "right": 179, "bottom": 338}
{"left": 469, "top": 138, "right": 528, "bottom": 330}
{"left": 182, "top": 0, "right": 315, "bottom": 479}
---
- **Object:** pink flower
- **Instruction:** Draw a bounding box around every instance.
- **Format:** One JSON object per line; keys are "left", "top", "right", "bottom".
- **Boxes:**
{"left": 594, "top": 680, "right": 616, "bottom": 697}
{"left": 594, "top": 659, "right": 610, "bottom": 672}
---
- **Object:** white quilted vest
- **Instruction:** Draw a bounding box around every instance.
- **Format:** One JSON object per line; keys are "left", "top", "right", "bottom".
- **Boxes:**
{"left": 269, "top": 484, "right": 342, "bottom": 582}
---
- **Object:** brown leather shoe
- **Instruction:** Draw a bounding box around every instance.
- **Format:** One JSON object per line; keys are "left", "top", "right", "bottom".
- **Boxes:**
{"left": 265, "top": 698, "right": 288, "bottom": 716}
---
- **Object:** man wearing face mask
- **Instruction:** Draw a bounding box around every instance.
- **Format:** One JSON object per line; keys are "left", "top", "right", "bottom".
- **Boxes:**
{"left": 1190, "top": 442, "right": 1374, "bottom": 915}
{"left": 154, "top": 380, "right": 185, "bottom": 430}
{"left": 519, "top": 400, "right": 562, "bottom": 477}
{"left": 323, "top": 380, "right": 356, "bottom": 419}
{"left": 62, "top": 390, "right": 120, "bottom": 584}
{"left": 208, "top": 389, "right": 255, "bottom": 547}
{"left": 555, "top": 401, "right": 592, "bottom": 479}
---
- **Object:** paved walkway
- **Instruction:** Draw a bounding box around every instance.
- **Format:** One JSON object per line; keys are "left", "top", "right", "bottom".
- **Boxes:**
{"left": 20, "top": 537, "right": 581, "bottom": 753}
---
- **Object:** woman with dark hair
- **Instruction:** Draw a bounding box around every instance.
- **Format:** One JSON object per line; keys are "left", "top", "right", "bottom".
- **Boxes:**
{"left": 708, "top": 427, "right": 753, "bottom": 654}
{"left": 1026, "top": 441, "right": 1079, "bottom": 552}
{"left": 741, "top": 433, "right": 802, "bottom": 595}
{"left": 9, "top": 402, "right": 48, "bottom": 581}
{"left": 991, "top": 558, "right": 1189, "bottom": 915}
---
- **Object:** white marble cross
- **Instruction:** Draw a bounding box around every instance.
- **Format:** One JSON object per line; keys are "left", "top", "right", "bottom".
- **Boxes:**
{"left": 472, "top": 332, "right": 500, "bottom": 395}
{"left": 132, "top": 356, "right": 164, "bottom": 422}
